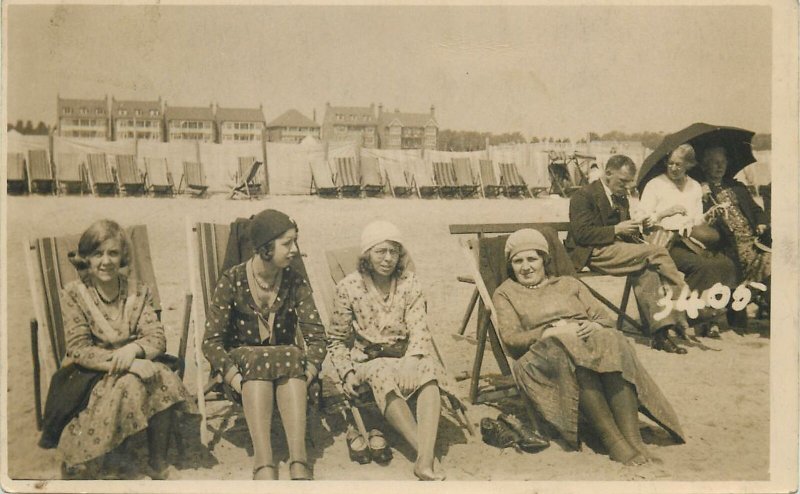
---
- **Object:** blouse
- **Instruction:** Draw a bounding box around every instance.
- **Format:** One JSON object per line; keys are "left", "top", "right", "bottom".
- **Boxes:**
{"left": 638, "top": 174, "right": 704, "bottom": 231}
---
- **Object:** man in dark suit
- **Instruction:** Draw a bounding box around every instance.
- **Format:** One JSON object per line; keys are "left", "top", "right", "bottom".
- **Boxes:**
{"left": 565, "top": 155, "right": 691, "bottom": 354}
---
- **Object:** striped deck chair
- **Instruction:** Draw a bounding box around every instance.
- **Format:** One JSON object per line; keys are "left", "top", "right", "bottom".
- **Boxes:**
{"left": 28, "top": 149, "right": 56, "bottom": 195}
{"left": 433, "top": 161, "right": 459, "bottom": 198}
{"left": 408, "top": 157, "right": 438, "bottom": 198}
{"left": 499, "top": 162, "right": 531, "bottom": 198}
{"left": 144, "top": 157, "right": 175, "bottom": 196}
{"left": 55, "top": 153, "right": 87, "bottom": 195}
{"left": 333, "top": 156, "right": 361, "bottom": 197}
{"left": 115, "top": 155, "right": 146, "bottom": 196}
{"left": 479, "top": 160, "right": 504, "bottom": 197}
{"left": 7, "top": 152, "right": 29, "bottom": 195}
{"left": 230, "top": 156, "right": 263, "bottom": 199}
{"left": 187, "top": 220, "right": 326, "bottom": 447}
{"left": 381, "top": 158, "right": 412, "bottom": 198}
{"left": 452, "top": 158, "right": 480, "bottom": 198}
{"left": 324, "top": 246, "right": 476, "bottom": 438}
{"left": 309, "top": 159, "right": 339, "bottom": 197}
{"left": 359, "top": 156, "right": 385, "bottom": 197}
{"left": 179, "top": 161, "right": 209, "bottom": 196}
{"left": 87, "top": 154, "right": 118, "bottom": 196}
{"left": 24, "top": 225, "right": 191, "bottom": 455}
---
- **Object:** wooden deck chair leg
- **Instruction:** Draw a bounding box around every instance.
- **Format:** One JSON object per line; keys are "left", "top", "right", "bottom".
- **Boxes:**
{"left": 616, "top": 275, "right": 634, "bottom": 332}
{"left": 30, "top": 319, "right": 43, "bottom": 431}
{"left": 469, "top": 306, "right": 490, "bottom": 404}
{"left": 484, "top": 306, "right": 512, "bottom": 376}
{"left": 458, "top": 288, "right": 479, "bottom": 336}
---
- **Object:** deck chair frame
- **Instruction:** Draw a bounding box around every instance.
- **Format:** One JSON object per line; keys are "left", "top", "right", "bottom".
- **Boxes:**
{"left": 380, "top": 159, "right": 413, "bottom": 198}
{"left": 498, "top": 162, "right": 533, "bottom": 198}
{"left": 7, "top": 153, "right": 29, "bottom": 195}
{"left": 452, "top": 158, "right": 481, "bottom": 198}
{"left": 408, "top": 158, "right": 438, "bottom": 198}
{"left": 115, "top": 155, "right": 146, "bottom": 196}
{"left": 28, "top": 149, "right": 56, "bottom": 195}
{"left": 309, "top": 159, "right": 340, "bottom": 197}
{"left": 333, "top": 157, "right": 361, "bottom": 198}
{"left": 54, "top": 153, "right": 88, "bottom": 196}
{"left": 230, "top": 157, "right": 263, "bottom": 200}
{"left": 87, "top": 154, "right": 118, "bottom": 196}
{"left": 432, "top": 161, "right": 459, "bottom": 198}
{"left": 478, "top": 160, "right": 504, "bottom": 198}
{"left": 359, "top": 156, "right": 385, "bottom": 197}
{"left": 24, "top": 225, "right": 191, "bottom": 454}
{"left": 178, "top": 161, "right": 209, "bottom": 197}
{"left": 144, "top": 157, "right": 176, "bottom": 197}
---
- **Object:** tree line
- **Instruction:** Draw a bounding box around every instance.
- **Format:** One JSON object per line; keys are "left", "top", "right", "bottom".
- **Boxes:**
{"left": 8, "top": 120, "right": 51, "bottom": 136}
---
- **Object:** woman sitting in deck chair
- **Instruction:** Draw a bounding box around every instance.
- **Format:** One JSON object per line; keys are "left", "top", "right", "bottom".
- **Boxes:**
{"left": 202, "top": 209, "right": 327, "bottom": 481}
{"left": 38, "top": 220, "right": 197, "bottom": 479}
{"left": 327, "top": 221, "right": 458, "bottom": 481}
{"left": 492, "top": 229, "right": 685, "bottom": 466}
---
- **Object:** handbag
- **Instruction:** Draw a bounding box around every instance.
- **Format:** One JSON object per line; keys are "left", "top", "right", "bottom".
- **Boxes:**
{"left": 363, "top": 339, "right": 409, "bottom": 360}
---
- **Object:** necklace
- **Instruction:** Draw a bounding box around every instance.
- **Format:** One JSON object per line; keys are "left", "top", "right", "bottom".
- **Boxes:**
{"left": 250, "top": 260, "right": 279, "bottom": 292}
{"left": 95, "top": 278, "right": 121, "bottom": 304}
{"left": 522, "top": 278, "right": 548, "bottom": 290}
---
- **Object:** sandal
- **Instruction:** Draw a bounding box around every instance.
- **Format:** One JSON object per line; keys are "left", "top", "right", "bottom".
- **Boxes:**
{"left": 346, "top": 426, "right": 371, "bottom": 464}
{"left": 253, "top": 463, "right": 278, "bottom": 480}
{"left": 367, "top": 429, "right": 393, "bottom": 464}
{"left": 289, "top": 460, "right": 313, "bottom": 480}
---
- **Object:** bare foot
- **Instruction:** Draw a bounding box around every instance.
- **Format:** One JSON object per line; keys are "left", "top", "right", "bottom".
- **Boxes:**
{"left": 607, "top": 438, "right": 646, "bottom": 466}
{"left": 414, "top": 459, "right": 446, "bottom": 481}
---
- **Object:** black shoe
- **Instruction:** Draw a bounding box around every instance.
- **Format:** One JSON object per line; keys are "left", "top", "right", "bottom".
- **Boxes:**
{"left": 651, "top": 331, "right": 687, "bottom": 354}
{"left": 497, "top": 414, "right": 550, "bottom": 453}
{"left": 480, "top": 417, "right": 519, "bottom": 449}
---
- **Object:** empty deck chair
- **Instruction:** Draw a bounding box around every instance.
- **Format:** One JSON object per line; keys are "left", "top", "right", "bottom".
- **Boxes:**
{"left": 115, "top": 155, "right": 146, "bottom": 196}
{"left": 87, "top": 154, "right": 118, "bottom": 196}
{"left": 479, "top": 160, "right": 504, "bottom": 197}
{"left": 180, "top": 161, "right": 209, "bottom": 196}
{"left": 7, "top": 152, "right": 29, "bottom": 194}
{"left": 28, "top": 149, "right": 56, "bottom": 195}
{"left": 334, "top": 156, "right": 361, "bottom": 197}
{"left": 381, "top": 158, "right": 413, "bottom": 197}
{"left": 144, "top": 157, "right": 175, "bottom": 196}
{"left": 499, "top": 162, "right": 531, "bottom": 198}
{"left": 55, "top": 153, "right": 87, "bottom": 195}
{"left": 547, "top": 152, "right": 580, "bottom": 197}
{"left": 309, "top": 159, "right": 339, "bottom": 197}
{"left": 452, "top": 158, "right": 480, "bottom": 198}
{"left": 408, "top": 158, "right": 438, "bottom": 198}
{"left": 433, "top": 161, "right": 459, "bottom": 198}
{"left": 359, "top": 156, "right": 385, "bottom": 197}
{"left": 230, "top": 157, "right": 263, "bottom": 199}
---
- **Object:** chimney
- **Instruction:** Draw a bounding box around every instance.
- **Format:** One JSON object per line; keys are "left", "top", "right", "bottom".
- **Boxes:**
{"left": 430, "top": 105, "right": 435, "bottom": 118}
{"left": 313, "top": 109, "right": 317, "bottom": 123}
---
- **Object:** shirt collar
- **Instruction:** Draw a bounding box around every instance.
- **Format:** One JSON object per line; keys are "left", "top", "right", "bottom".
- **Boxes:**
{"left": 600, "top": 179, "right": 616, "bottom": 205}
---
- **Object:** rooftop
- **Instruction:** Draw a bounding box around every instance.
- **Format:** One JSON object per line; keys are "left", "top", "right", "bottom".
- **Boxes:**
{"left": 267, "top": 109, "right": 319, "bottom": 128}
{"left": 216, "top": 106, "right": 265, "bottom": 123}
{"left": 164, "top": 105, "right": 215, "bottom": 121}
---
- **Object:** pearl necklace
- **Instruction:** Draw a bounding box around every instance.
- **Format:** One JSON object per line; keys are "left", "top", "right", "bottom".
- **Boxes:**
{"left": 250, "top": 260, "right": 279, "bottom": 292}
{"left": 95, "top": 278, "right": 121, "bottom": 304}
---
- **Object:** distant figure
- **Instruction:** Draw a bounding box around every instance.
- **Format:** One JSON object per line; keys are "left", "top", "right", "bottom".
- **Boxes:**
{"left": 588, "top": 163, "right": 602, "bottom": 183}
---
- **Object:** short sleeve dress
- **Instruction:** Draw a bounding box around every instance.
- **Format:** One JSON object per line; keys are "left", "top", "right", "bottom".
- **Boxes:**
{"left": 202, "top": 262, "right": 327, "bottom": 383}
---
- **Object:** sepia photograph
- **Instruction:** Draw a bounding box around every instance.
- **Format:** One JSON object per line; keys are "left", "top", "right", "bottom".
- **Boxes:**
{"left": 1, "top": 2, "right": 797, "bottom": 493}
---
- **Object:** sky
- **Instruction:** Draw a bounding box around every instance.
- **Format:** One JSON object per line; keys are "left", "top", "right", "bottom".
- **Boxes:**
{"left": 5, "top": 4, "right": 772, "bottom": 139}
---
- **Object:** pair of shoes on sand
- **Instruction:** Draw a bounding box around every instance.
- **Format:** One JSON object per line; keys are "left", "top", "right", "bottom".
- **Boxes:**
{"left": 651, "top": 329, "right": 688, "bottom": 354}
{"left": 253, "top": 461, "right": 312, "bottom": 480}
{"left": 347, "top": 426, "right": 392, "bottom": 465}
{"left": 480, "top": 414, "right": 550, "bottom": 453}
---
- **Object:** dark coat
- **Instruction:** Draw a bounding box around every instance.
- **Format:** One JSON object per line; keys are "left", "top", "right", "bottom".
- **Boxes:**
{"left": 703, "top": 179, "right": 769, "bottom": 233}
{"left": 565, "top": 180, "right": 630, "bottom": 269}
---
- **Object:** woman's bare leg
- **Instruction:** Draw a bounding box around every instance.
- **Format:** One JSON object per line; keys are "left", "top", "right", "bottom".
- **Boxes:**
{"left": 600, "top": 372, "right": 660, "bottom": 462}
{"left": 275, "top": 377, "right": 309, "bottom": 478}
{"left": 413, "top": 382, "right": 444, "bottom": 480}
{"left": 384, "top": 391, "right": 418, "bottom": 451}
{"left": 241, "top": 380, "right": 276, "bottom": 479}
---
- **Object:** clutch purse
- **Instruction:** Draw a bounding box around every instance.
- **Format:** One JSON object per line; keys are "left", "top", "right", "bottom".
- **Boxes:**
{"left": 363, "top": 339, "right": 409, "bottom": 360}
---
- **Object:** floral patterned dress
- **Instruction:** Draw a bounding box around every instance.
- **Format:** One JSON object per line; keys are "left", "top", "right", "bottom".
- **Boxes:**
{"left": 202, "top": 263, "right": 327, "bottom": 383}
{"left": 58, "top": 276, "right": 197, "bottom": 467}
{"left": 328, "top": 270, "right": 460, "bottom": 413}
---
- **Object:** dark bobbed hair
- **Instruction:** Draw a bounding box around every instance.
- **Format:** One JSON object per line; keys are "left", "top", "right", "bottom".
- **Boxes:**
{"left": 255, "top": 226, "right": 299, "bottom": 263}
{"left": 358, "top": 241, "right": 407, "bottom": 278}
{"left": 605, "top": 154, "right": 636, "bottom": 174}
{"left": 69, "top": 219, "right": 131, "bottom": 271}
{"left": 506, "top": 249, "right": 555, "bottom": 282}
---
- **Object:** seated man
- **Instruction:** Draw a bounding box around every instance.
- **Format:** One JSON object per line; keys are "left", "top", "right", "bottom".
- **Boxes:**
{"left": 565, "top": 155, "right": 691, "bottom": 354}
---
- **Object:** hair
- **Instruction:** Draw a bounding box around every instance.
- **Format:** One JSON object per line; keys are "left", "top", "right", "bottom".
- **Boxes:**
{"left": 358, "top": 241, "right": 407, "bottom": 278}
{"left": 69, "top": 219, "right": 131, "bottom": 271}
{"left": 256, "top": 226, "right": 299, "bottom": 263}
{"left": 701, "top": 144, "right": 729, "bottom": 164}
{"left": 506, "top": 249, "right": 554, "bottom": 282}
{"left": 668, "top": 143, "right": 697, "bottom": 168}
{"left": 605, "top": 154, "right": 636, "bottom": 174}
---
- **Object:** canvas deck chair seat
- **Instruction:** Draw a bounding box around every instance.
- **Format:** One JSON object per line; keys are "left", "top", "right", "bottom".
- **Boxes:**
{"left": 324, "top": 246, "right": 476, "bottom": 438}
{"left": 479, "top": 160, "right": 504, "bottom": 197}
{"left": 359, "top": 156, "right": 385, "bottom": 197}
{"left": 7, "top": 152, "right": 28, "bottom": 195}
{"left": 230, "top": 157, "right": 263, "bottom": 199}
{"left": 408, "top": 158, "right": 438, "bottom": 198}
{"left": 433, "top": 161, "right": 459, "bottom": 198}
{"left": 28, "top": 149, "right": 56, "bottom": 195}
{"left": 309, "top": 158, "right": 339, "bottom": 197}
{"left": 187, "top": 219, "right": 326, "bottom": 447}
{"left": 452, "top": 158, "right": 480, "bottom": 198}
{"left": 498, "top": 162, "right": 531, "bottom": 198}
{"left": 334, "top": 157, "right": 361, "bottom": 197}
{"left": 381, "top": 158, "right": 413, "bottom": 197}
{"left": 55, "top": 153, "right": 87, "bottom": 195}
{"left": 144, "top": 157, "right": 175, "bottom": 196}
{"left": 179, "top": 161, "right": 209, "bottom": 196}
{"left": 25, "top": 225, "right": 191, "bottom": 455}
{"left": 116, "top": 155, "right": 146, "bottom": 196}
{"left": 87, "top": 154, "right": 118, "bottom": 196}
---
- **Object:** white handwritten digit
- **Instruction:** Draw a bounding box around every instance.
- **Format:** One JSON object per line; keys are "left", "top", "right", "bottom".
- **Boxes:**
{"left": 654, "top": 285, "right": 674, "bottom": 322}
{"left": 685, "top": 289, "right": 705, "bottom": 320}
{"left": 731, "top": 284, "right": 752, "bottom": 311}
{"left": 748, "top": 281, "right": 767, "bottom": 292}
{"left": 705, "top": 283, "right": 731, "bottom": 310}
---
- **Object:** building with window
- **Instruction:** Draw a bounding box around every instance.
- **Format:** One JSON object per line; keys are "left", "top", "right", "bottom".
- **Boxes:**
{"left": 57, "top": 95, "right": 110, "bottom": 139}
{"left": 265, "top": 109, "right": 320, "bottom": 143}
{"left": 164, "top": 103, "right": 216, "bottom": 142}
{"left": 377, "top": 104, "right": 438, "bottom": 150}
{"left": 216, "top": 105, "right": 266, "bottom": 144}
{"left": 321, "top": 103, "right": 378, "bottom": 148}
{"left": 111, "top": 98, "right": 163, "bottom": 141}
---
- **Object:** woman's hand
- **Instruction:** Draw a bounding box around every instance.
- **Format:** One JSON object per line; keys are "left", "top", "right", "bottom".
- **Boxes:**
{"left": 128, "top": 359, "right": 158, "bottom": 381}
{"left": 660, "top": 205, "right": 687, "bottom": 220}
{"left": 576, "top": 321, "right": 601, "bottom": 340}
{"left": 343, "top": 371, "right": 360, "bottom": 398}
{"left": 109, "top": 343, "right": 141, "bottom": 374}
{"left": 304, "top": 363, "right": 319, "bottom": 387}
{"left": 397, "top": 356, "right": 419, "bottom": 395}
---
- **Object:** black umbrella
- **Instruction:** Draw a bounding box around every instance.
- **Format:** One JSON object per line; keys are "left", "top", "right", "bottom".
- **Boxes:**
{"left": 636, "top": 123, "right": 756, "bottom": 193}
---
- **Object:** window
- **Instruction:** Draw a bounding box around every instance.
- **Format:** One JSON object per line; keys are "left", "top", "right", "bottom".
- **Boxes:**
{"left": 150, "top": 109, "right": 159, "bottom": 116}
{"left": 64, "top": 107, "right": 72, "bottom": 115}
{"left": 80, "top": 107, "right": 88, "bottom": 115}
{"left": 135, "top": 110, "right": 142, "bottom": 116}
{"left": 120, "top": 110, "right": 128, "bottom": 116}
{"left": 96, "top": 108, "right": 103, "bottom": 115}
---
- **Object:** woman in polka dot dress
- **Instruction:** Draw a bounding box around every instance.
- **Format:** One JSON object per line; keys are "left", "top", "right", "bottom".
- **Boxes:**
{"left": 202, "top": 209, "right": 327, "bottom": 480}
{"left": 328, "top": 221, "right": 460, "bottom": 481}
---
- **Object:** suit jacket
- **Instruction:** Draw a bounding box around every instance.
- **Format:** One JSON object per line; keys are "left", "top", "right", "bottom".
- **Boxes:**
{"left": 565, "top": 180, "right": 630, "bottom": 269}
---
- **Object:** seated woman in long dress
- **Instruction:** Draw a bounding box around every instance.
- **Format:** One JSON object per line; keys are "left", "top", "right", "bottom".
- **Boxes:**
{"left": 492, "top": 229, "right": 685, "bottom": 465}
{"left": 202, "top": 209, "right": 327, "bottom": 480}
{"left": 327, "top": 220, "right": 459, "bottom": 480}
{"left": 39, "top": 219, "right": 197, "bottom": 479}
{"left": 638, "top": 144, "right": 737, "bottom": 337}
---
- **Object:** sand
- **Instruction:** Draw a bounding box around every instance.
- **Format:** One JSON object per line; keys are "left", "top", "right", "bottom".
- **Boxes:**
{"left": 3, "top": 194, "right": 769, "bottom": 482}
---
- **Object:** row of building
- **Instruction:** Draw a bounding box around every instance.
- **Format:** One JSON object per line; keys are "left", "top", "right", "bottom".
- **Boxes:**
{"left": 55, "top": 96, "right": 439, "bottom": 150}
